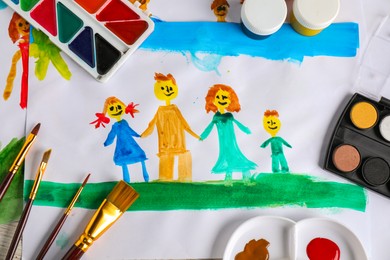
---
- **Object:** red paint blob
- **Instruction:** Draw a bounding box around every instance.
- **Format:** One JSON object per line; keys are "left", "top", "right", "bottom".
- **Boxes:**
{"left": 307, "top": 237, "right": 340, "bottom": 260}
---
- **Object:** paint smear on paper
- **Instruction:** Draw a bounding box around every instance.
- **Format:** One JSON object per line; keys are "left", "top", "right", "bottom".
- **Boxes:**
{"left": 140, "top": 21, "right": 359, "bottom": 63}
{"left": 0, "top": 137, "right": 25, "bottom": 224}
{"left": 307, "top": 237, "right": 340, "bottom": 260}
{"left": 26, "top": 173, "right": 367, "bottom": 212}
{"left": 235, "top": 238, "right": 270, "bottom": 260}
{"left": 55, "top": 232, "right": 70, "bottom": 249}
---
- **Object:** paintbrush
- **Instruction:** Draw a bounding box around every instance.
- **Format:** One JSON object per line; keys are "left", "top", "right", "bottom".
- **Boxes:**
{"left": 6, "top": 149, "right": 51, "bottom": 260}
{"left": 0, "top": 123, "right": 41, "bottom": 202}
{"left": 36, "top": 173, "right": 91, "bottom": 260}
{"left": 62, "top": 180, "right": 139, "bottom": 260}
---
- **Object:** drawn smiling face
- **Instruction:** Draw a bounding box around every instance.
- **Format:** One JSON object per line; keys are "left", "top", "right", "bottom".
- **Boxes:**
{"left": 263, "top": 115, "right": 281, "bottom": 137}
{"left": 15, "top": 17, "right": 30, "bottom": 38}
{"left": 107, "top": 101, "right": 125, "bottom": 121}
{"left": 154, "top": 79, "right": 178, "bottom": 103}
{"left": 213, "top": 89, "right": 231, "bottom": 113}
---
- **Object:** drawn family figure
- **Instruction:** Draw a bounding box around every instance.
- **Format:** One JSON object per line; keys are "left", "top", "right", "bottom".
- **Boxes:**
{"left": 200, "top": 84, "right": 257, "bottom": 182}
{"left": 141, "top": 73, "right": 200, "bottom": 182}
{"left": 260, "top": 110, "right": 291, "bottom": 173}
{"left": 211, "top": 0, "right": 230, "bottom": 22}
{"left": 91, "top": 97, "right": 149, "bottom": 183}
{"left": 4, "top": 12, "right": 30, "bottom": 109}
{"left": 129, "top": 0, "right": 150, "bottom": 11}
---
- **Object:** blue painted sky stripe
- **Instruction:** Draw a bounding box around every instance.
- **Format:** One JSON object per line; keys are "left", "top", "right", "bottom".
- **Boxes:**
{"left": 140, "top": 21, "right": 359, "bottom": 63}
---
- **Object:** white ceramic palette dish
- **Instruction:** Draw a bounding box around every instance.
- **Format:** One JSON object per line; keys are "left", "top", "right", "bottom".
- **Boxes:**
{"left": 223, "top": 216, "right": 367, "bottom": 260}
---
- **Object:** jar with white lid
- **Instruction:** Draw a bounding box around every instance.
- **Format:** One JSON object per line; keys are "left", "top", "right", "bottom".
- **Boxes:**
{"left": 291, "top": 0, "right": 340, "bottom": 36}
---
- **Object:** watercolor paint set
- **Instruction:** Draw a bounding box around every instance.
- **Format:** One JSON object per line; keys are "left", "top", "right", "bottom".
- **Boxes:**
{"left": 2, "top": 0, "right": 154, "bottom": 82}
{"left": 223, "top": 216, "right": 366, "bottom": 260}
{"left": 324, "top": 93, "right": 390, "bottom": 198}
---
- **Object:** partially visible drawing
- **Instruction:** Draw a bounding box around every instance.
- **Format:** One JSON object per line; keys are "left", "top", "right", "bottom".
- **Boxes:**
{"left": 91, "top": 97, "right": 149, "bottom": 183}
{"left": 129, "top": 0, "right": 150, "bottom": 11}
{"left": 211, "top": 0, "right": 229, "bottom": 22}
{"left": 4, "top": 12, "right": 30, "bottom": 109}
{"left": 261, "top": 110, "right": 291, "bottom": 173}
{"left": 141, "top": 73, "right": 200, "bottom": 182}
{"left": 29, "top": 28, "right": 71, "bottom": 81}
{"left": 200, "top": 84, "right": 257, "bottom": 183}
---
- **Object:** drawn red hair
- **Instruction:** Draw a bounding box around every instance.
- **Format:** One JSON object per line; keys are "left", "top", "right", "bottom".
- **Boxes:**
{"left": 264, "top": 110, "right": 279, "bottom": 117}
{"left": 8, "top": 12, "right": 28, "bottom": 43}
{"left": 154, "top": 72, "right": 177, "bottom": 86}
{"left": 211, "top": 0, "right": 230, "bottom": 10}
{"left": 205, "top": 84, "right": 240, "bottom": 113}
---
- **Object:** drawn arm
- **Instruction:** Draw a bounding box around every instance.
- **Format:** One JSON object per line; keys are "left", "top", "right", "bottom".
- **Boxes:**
{"left": 233, "top": 119, "right": 251, "bottom": 134}
{"left": 200, "top": 121, "right": 215, "bottom": 140}
{"left": 4, "top": 50, "right": 21, "bottom": 100}
{"left": 104, "top": 126, "right": 117, "bottom": 146}
{"left": 260, "top": 138, "right": 271, "bottom": 148}
{"left": 141, "top": 112, "right": 157, "bottom": 138}
{"left": 281, "top": 138, "right": 292, "bottom": 148}
{"left": 174, "top": 106, "right": 200, "bottom": 139}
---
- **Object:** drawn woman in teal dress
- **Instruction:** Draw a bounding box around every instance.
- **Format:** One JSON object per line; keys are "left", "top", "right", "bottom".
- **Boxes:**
{"left": 200, "top": 84, "right": 257, "bottom": 181}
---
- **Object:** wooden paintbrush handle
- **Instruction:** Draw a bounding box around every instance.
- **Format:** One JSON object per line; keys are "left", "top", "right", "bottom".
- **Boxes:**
{"left": 36, "top": 214, "right": 68, "bottom": 260}
{"left": 0, "top": 172, "right": 15, "bottom": 202}
{"left": 6, "top": 199, "right": 33, "bottom": 260}
{"left": 61, "top": 245, "right": 85, "bottom": 260}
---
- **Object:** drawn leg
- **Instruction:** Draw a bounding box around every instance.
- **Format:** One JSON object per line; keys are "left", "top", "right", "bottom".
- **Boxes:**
{"left": 280, "top": 154, "right": 289, "bottom": 173}
{"left": 159, "top": 153, "right": 174, "bottom": 181}
{"left": 178, "top": 151, "right": 192, "bottom": 181}
{"left": 225, "top": 171, "right": 233, "bottom": 186}
{"left": 141, "top": 160, "right": 149, "bottom": 182}
{"left": 121, "top": 165, "right": 130, "bottom": 183}
{"left": 271, "top": 154, "right": 280, "bottom": 173}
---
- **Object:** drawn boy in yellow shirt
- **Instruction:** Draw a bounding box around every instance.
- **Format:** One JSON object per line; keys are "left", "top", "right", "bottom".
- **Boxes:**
{"left": 142, "top": 73, "right": 200, "bottom": 181}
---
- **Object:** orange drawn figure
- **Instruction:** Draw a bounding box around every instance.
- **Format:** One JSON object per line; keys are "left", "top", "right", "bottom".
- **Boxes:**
{"left": 4, "top": 12, "right": 30, "bottom": 109}
{"left": 141, "top": 73, "right": 200, "bottom": 181}
{"left": 130, "top": 0, "right": 150, "bottom": 11}
{"left": 211, "top": 0, "right": 230, "bottom": 22}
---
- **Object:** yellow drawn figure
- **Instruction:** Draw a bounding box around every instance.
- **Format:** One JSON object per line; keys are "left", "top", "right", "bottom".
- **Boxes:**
{"left": 211, "top": 0, "right": 230, "bottom": 22}
{"left": 142, "top": 73, "right": 200, "bottom": 181}
{"left": 129, "top": 0, "right": 150, "bottom": 11}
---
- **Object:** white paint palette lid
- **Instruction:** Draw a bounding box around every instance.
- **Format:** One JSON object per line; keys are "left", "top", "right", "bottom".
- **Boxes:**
{"left": 223, "top": 216, "right": 367, "bottom": 260}
{"left": 241, "top": 0, "right": 287, "bottom": 37}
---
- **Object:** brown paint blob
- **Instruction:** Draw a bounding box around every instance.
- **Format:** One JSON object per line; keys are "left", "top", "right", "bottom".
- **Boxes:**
{"left": 332, "top": 144, "right": 360, "bottom": 172}
{"left": 235, "top": 238, "right": 269, "bottom": 260}
{"left": 307, "top": 237, "right": 340, "bottom": 260}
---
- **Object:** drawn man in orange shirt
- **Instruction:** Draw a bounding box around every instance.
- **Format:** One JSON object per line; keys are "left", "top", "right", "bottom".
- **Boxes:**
{"left": 142, "top": 73, "right": 200, "bottom": 181}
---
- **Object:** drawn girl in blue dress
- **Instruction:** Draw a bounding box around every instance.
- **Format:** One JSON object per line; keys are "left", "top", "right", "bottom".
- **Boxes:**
{"left": 91, "top": 96, "right": 149, "bottom": 183}
{"left": 200, "top": 84, "right": 257, "bottom": 182}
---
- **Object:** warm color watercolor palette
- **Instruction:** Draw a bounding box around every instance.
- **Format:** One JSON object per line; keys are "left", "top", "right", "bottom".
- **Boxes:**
{"left": 223, "top": 216, "right": 367, "bottom": 260}
{"left": 3, "top": 0, "right": 154, "bottom": 82}
{"left": 325, "top": 93, "right": 390, "bottom": 199}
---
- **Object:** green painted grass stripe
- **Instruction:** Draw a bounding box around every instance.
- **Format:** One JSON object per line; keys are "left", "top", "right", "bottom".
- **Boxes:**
{"left": 24, "top": 173, "right": 367, "bottom": 212}
{"left": 0, "top": 138, "right": 25, "bottom": 224}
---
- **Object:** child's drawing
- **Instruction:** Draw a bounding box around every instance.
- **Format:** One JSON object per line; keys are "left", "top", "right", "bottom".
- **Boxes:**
{"left": 141, "top": 73, "right": 200, "bottom": 182}
{"left": 200, "top": 84, "right": 257, "bottom": 182}
{"left": 129, "top": 0, "right": 150, "bottom": 11}
{"left": 29, "top": 28, "right": 71, "bottom": 81}
{"left": 4, "top": 12, "right": 30, "bottom": 109}
{"left": 211, "top": 0, "right": 229, "bottom": 22}
{"left": 91, "top": 97, "right": 149, "bottom": 183}
{"left": 260, "top": 110, "right": 291, "bottom": 173}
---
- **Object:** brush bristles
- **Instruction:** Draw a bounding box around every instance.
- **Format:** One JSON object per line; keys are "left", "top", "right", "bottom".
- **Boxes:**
{"left": 31, "top": 123, "right": 41, "bottom": 135}
{"left": 107, "top": 181, "right": 139, "bottom": 212}
{"left": 42, "top": 149, "right": 52, "bottom": 163}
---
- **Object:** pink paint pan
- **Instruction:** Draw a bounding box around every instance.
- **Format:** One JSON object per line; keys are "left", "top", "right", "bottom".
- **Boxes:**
{"left": 324, "top": 93, "right": 390, "bottom": 198}
{"left": 2, "top": 0, "right": 154, "bottom": 82}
